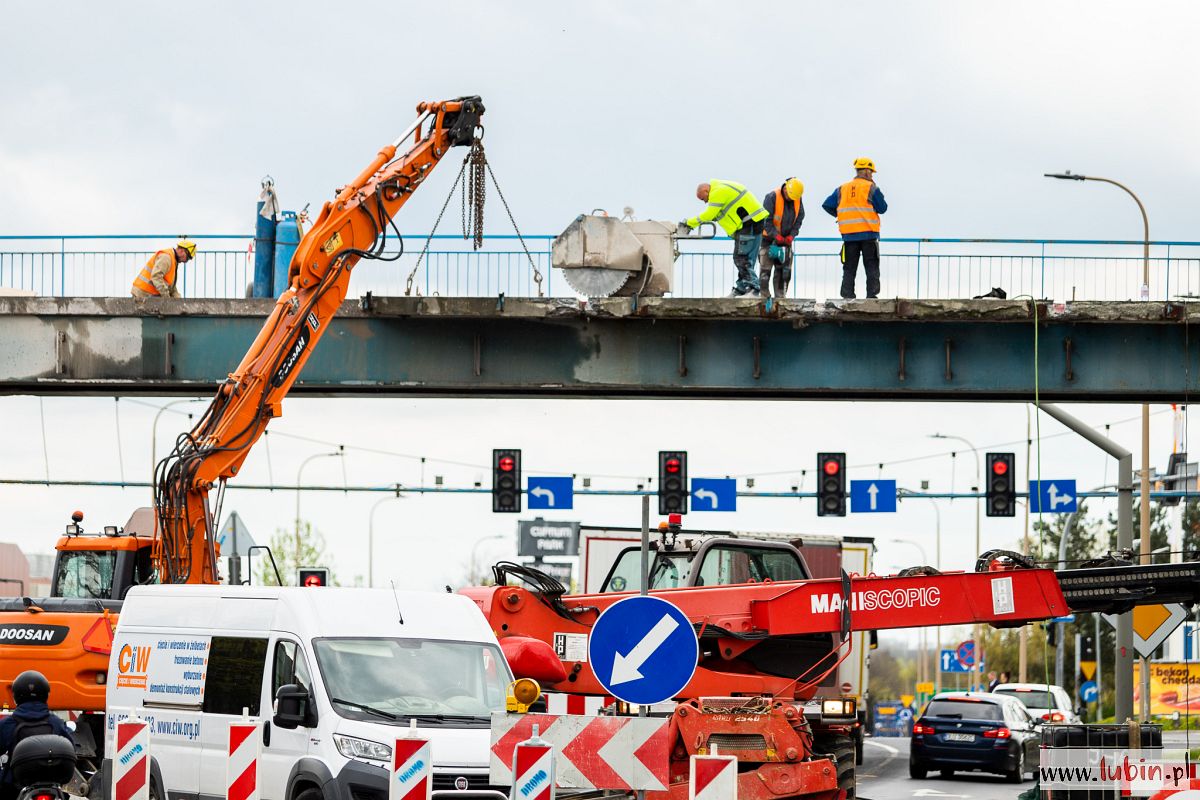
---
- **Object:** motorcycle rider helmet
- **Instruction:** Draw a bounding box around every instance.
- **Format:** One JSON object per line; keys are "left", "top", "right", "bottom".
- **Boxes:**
{"left": 12, "top": 670, "right": 50, "bottom": 704}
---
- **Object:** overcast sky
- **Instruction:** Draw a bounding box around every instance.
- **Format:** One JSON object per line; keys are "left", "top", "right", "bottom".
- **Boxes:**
{"left": 2, "top": 2, "right": 1197, "bottom": 648}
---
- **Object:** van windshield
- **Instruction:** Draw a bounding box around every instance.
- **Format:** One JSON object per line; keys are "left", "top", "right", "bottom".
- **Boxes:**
{"left": 313, "top": 638, "right": 511, "bottom": 724}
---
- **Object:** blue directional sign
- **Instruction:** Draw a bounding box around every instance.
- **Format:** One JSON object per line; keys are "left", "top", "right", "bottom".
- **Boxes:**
{"left": 527, "top": 476, "right": 574, "bottom": 510}
{"left": 850, "top": 480, "right": 897, "bottom": 513}
{"left": 940, "top": 649, "right": 969, "bottom": 673}
{"left": 1080, "top": 680, "right": 1099, "bottom": 704}
{"left": 588, "top": 595, "right": 699, "bottom": 705}
{"left": 1030, "top": 479, "right": 1077, "bottom": 514}
{"left": 690, "top": 478, "right": 736, "bottom": 512}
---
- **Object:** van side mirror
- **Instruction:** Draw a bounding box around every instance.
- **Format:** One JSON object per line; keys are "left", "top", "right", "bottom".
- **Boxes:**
{"left": 274, "top": 684, "right": 313, "bottom": 729}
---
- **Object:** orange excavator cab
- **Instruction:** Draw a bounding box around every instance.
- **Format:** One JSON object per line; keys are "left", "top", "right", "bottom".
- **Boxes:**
{"left": 50, "top": 508, "right": 157, "bottom": 603}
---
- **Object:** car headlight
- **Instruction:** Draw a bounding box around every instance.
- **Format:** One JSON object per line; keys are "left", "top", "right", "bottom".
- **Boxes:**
{"left": 333, "top": 734, "right": 392, "bottom": 762}
{"left": 821, "top": 699, "right": 857, "bottom": 717}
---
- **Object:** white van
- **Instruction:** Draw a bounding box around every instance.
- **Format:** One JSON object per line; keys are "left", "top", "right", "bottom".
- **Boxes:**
{"left": 103, "top": 586, "right": 513, "bottom": 800}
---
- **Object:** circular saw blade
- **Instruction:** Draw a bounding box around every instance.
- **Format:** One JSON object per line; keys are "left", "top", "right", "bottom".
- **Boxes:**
{"left": 561, "top": 267, "right": 636, "bottom": 298}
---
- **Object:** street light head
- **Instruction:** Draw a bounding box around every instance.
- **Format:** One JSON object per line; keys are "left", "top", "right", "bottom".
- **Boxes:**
{"left": 1044, "top": 171, "right": 1086, "bottom": 181}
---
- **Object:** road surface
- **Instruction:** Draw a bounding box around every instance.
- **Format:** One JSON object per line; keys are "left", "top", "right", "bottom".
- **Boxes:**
{"left": 860, "top": 737, "right": 1030, "bottom": 800}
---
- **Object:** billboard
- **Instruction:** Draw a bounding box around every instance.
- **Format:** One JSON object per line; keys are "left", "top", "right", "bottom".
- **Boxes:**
{"left": 1134, "top": 662, "right": 1200, "bottom": 715}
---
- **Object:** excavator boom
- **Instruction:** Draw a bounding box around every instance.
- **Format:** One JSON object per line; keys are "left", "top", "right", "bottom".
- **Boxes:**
{"left": 153, "top": 97, "right": 484, "bottom": 584}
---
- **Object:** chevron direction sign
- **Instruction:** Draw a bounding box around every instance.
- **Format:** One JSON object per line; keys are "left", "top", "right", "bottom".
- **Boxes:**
{"left": 490, "top": 713, "right": 669, "bottom": 791}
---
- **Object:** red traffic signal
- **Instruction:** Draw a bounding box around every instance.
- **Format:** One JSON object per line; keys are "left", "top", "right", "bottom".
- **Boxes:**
{"left": 493, "top": 449, "right": 522, "bottom": 513}
{"left": 817, "top": 452, "right": 846, "bottom": 517}
{"left": 992, "top": 460, "right": 1009, "bottom": 476}
{"left": 298, "top": 567, "right": 329, "bottom": 587}
{"left": 658, "top": 451, "right": 688, "bottom": 515}
{"left": 986, "top": 452, "right": 1016, "bottom": 517}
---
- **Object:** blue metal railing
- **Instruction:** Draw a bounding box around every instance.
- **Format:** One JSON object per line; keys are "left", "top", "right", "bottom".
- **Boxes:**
{"left": 1, "top": 234, "right": 1198, "bottom": 302}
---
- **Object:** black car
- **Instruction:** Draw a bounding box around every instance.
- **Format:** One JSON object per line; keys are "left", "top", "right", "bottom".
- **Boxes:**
{"left": 910, "top": 692, "right": 1040, "bottom": 782}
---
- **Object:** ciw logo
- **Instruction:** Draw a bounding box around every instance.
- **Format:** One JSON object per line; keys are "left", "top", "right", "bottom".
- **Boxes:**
{"left": 116, "top": 643, "right": 151, "bottom": 689}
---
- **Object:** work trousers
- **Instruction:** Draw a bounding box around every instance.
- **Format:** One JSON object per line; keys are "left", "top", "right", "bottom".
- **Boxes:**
{"left": 757, "top": 243, "right": 792, "bottom": 298}
{"left": 840, "top": 239, "right": 881, "bottom": 299}
{"left": 731, "top": 219, "right": 764, "bottom": 295}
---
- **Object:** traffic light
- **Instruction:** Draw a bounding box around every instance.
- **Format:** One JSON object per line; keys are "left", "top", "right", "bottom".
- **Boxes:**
{"left": 658, "top": 451, "right": 688, "bottom": 515}
{"left": 297, "top": 567, "right": 329, "bottom": 587}
{"left": 492, "top": 449, "right": 522, "bottom": 513}
{"left": 986, "top": 452, "right": 1016, "bottom": 517}
{"left": 817, "top": 452, "right": 846, "bottom": 517}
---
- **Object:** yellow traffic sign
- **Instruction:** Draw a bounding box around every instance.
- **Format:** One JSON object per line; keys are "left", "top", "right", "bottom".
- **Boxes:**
{"left": 901, "top": 693, "right": 915, "bottom": 707}
{"left": 916, "top": 682, "right": 935, "bottom": 694}
{"left": 1104, "top": 603, "right": 1189, "bottom": 659}
{"left": 1080, "top": 660, "right": 1096, "bottom": 681}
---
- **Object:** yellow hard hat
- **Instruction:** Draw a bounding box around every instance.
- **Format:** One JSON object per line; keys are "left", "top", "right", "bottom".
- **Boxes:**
{"left": 853, "top": 158, "right": 877, "bottom": 172}
{"left": 176, "top": 239, "right": 197, "bottom": 259}
{"left": 784, "top": 177, "right": 805, "bottom": 200}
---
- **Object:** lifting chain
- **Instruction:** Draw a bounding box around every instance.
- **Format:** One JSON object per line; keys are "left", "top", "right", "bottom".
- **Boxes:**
{"left": 405, "top": 138, "right": 544, "bottom": 297}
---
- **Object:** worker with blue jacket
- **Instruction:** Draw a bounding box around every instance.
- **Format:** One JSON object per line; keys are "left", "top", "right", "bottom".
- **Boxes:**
{"left": 823, "top": 158, "right": 888, "bottom": 299}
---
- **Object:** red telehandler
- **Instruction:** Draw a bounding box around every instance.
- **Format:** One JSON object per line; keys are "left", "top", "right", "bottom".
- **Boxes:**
{"left": 462, "top": 522, "right": 1200, "bottom": 800}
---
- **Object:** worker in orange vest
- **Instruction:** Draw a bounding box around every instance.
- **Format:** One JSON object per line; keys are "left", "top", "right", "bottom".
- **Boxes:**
{"left": 759, "top": 177, "right": 805, "bottom": 300}
{"left": 822, "top": 158, "right": 888, "bottom": 299}
{"left": 130, "top": 239, "right": 196, "bottom": 299}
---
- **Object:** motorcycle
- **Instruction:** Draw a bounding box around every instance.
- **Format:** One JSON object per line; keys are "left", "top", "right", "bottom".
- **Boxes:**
{"left": 10, "top": 734, "right": 76, "bottom": 800}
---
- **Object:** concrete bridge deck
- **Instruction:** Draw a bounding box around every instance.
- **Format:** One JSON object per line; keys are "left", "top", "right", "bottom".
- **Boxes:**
{"left": 1, "top": 296, "right": 1195, "bottom": 400}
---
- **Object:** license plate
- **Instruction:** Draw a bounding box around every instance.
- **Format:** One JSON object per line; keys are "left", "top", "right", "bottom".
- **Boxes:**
{"left": 945, "top": 733, "right": 975, "bottom": 742}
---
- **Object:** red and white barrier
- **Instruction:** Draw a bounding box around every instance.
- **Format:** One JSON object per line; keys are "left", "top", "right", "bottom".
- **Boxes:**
{"left": 227, "top": 721, "right": 261, "bottom": 800}
{"left": 689, "top": 751, "right": 737, "bottom": 800}
{"left": 511, "top": 727, "right": 555, "bottom": 800}
{"left": 113, "top": 718, "right": 150, "bottom": 800}
{"left": 390, "top": 736, "right": 432, "bottom": 800}
{"left": 490, "top": 713, "right": 668, "bottom": 792}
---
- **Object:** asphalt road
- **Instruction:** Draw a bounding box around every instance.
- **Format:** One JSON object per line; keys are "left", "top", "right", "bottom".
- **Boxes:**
{"left": 859, "top": 736, "right": 1031, "bottom": 800}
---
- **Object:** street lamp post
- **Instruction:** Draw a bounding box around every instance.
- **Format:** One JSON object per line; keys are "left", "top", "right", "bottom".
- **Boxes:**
{"left": 294, "top": 448, "right": 344, "bottom": 579}
{"left": 890, "top": 538, "right": 933, "bottom": 689}
{"left": 470, "top": 533, "right": 508, "bottom": 585}
{"left": 931, "top": 433, "right": 982, "bottom": 690}
{"left": 368, "top": 488, "right": 405, "bottom": 588}
{"left": 1045, "top": 172, "right": 1153, "bottom": 719}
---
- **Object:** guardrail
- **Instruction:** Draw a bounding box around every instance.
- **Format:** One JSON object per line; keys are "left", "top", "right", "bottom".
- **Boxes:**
{"left": 2, "top": 234, "right": 1198, "bottom": 302}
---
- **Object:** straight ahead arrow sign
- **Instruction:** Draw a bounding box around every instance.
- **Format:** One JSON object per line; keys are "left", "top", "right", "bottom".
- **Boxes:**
{"left": 867, "top": 483, "right": 879, "bottom": 510}
{"left": 610, "top": 615, "right": 680, "bottom": 685}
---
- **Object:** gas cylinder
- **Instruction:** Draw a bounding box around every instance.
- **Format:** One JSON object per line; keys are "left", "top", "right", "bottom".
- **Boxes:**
{"left": 273, "top": 211, "right": 302, "bottom": 297}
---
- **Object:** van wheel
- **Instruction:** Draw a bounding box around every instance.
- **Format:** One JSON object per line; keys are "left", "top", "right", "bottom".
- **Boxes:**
{"left": 149, "top": 778, "right": 164, "bottom": 800}
{"left": 295, "top": 787, "right": 324, "bottom": 800}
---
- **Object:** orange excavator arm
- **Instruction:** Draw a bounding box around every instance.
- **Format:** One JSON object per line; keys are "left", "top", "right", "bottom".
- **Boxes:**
{"left": 153, "top": 97, "right": 485, "bottom": 583}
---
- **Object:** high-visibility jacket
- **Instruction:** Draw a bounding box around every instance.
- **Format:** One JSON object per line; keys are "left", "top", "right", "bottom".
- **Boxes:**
{"left": 131, "top": 249, "right": 178, "bottom": 296}
{"left": 835, "top": 178, "right": 882, "bottom": 237}
{"left": 763, "top": 188, "right": 804, "bottom": 241}
{"left": 687, "top": 180, "right": 769, "bottom": 237}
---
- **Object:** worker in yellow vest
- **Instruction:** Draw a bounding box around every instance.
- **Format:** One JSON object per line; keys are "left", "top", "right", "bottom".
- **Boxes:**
{"left": 758, "top": 178, "right": 805, "bottom": 300}
{"left": 822, "top": 158, "right": 888, "bottom": 299}
{"left": 131, "top": 239, "right": 196, "bottom": 299}
{"left": 683, "top": 180, "right": 769, "bottom": 297}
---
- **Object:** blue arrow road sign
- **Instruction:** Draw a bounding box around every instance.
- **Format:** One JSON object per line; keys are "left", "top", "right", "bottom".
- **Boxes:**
{"left": 588, "top": 595, "right": 699, "bottom": 705}
{"left": 1080, "top": 680, "right": 1099, "bottom": 704}
{"left": 527, "top": 476, "right": 574, "bottom": 510}
{"left": 1030, "top": 479, "right": 1077, "bottom": 514}
{"left": 940, "top": 649, "right": 969, "bottom": 673}
{"left": 690, "top": 478, "right": 736, "bottom": 512}
{"left": 850, "top": 480, "right": 896, "bottom": 513}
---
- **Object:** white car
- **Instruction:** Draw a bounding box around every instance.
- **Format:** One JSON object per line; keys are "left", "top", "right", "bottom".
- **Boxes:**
{"left": 992, "top": 682, "right": 1081, "bottom": 724}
